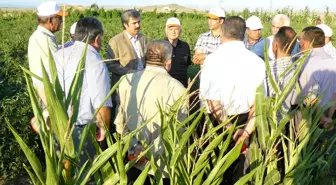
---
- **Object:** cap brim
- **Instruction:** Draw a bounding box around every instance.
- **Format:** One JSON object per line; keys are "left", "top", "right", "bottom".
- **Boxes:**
{"left": 167, "top": 24, "right": 180, "bottom": 27}
{"left": 56, "top": 11, "right": 68, "bottom": 16}
{"left": 206, "top": 13, "right": 220, "bottom": 19}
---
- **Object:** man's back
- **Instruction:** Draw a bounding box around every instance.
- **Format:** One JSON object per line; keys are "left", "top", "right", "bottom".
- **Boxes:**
{"left": 53, "top": 41, "right": 112, "bottom": 125}
{"left": 201, "top": 41, "right": 265, "bottom": 115}
{"left": 299, "top": 48, "right": 336, "bottom": 107}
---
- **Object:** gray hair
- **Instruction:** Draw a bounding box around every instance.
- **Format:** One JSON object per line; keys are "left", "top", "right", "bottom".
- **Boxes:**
{"left": 145, "top": 40, "right": 173, "bottom": 66}
{"left": 272, "top": 14, "right": 290, "bottom": 26}
{"left": 38, "top": 15, "right": 57, "bottom": 24}
{"left": 121, "top": 9, "right": 140, "bottom": 29}
{"left": 221, "top": 16, "right": 246, "bottom": 41}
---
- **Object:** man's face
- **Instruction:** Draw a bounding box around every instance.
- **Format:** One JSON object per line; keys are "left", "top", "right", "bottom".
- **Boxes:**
{"left": 271, "top": 23, "right": 282, "bottom": 36}
{"left": 207, "top": 17, "right": 222, "bottom": 31}
{"left": 247, "top": 28, "right": 262, "bottom": 41}
{"left": 166, "top": 26, "right": 181, "bottom": 41}
{"left": 50, "top": 15, "right": 62, "bottom": 33}
{"left": 125, "top": 17, "right": 141, "bottom": 36}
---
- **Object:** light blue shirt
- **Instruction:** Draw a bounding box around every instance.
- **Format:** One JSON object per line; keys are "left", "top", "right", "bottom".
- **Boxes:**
{"left": 53, "top": 41, "right": 112, "bottom": 126}
{"left": 253, "top": 35, "right": 300, "bottom": 61}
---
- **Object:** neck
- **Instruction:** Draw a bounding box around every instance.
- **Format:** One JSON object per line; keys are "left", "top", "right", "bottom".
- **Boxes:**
{"left": 168, "top": 39, "right": 178, "bottom": 47}
{"left": 39, "top": 24, "right": 53, "bottom": 33}
{"left": 275, "top": 51, "right": 290, "bottom": 60}
{"left": 211, "top": 28, "right": 221, "bottom": 37}
{"left": 222, "top": 36, "right": 240, "bottom": 44}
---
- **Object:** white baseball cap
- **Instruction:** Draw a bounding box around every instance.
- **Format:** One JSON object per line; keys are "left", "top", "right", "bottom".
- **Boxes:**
{"left": 316, "top": 24, "right": 333, "bottom": 37}
{"left": 37, "top": 1, "right": 68, "bottom": 17}
{"left": 207, "top": 7, "right": 225, "bottom": 19}
{"left": 70, "top": 22, "right": 77, "bottom": 35}
{"left": 246, "top": 16, "right": 263, "bottom": 30}
{"left": 166, "top": 17, "right": 181, "bottom": 27}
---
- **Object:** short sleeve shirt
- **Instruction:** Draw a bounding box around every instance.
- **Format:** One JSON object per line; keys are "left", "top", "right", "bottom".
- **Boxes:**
{"left": 53, "top": 41, "right": 112, "bottom": 125}
{"left": 324, "top": 42, "right": 336, "bottom": 60}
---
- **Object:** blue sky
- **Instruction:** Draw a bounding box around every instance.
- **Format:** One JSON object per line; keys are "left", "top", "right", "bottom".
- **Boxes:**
{"left": 1, "top": 0, "right": 335, "bottom": 11}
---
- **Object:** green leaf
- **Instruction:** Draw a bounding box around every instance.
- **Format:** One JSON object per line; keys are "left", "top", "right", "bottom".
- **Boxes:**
{"left": 234, "top": 167, "right": 258, "bottom": 185}
{"left": 133, "top": 163, "right": 151, "bottom": 185}
{"left": 23, "top": 163, "right": 42, "bottom": 185}
{"left": 263, "top": 169, "right": 281, "bottom": 185}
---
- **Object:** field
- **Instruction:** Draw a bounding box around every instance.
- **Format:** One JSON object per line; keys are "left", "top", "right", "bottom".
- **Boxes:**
{"left": 1, "top": 6, "right": 336, "bottom": 184}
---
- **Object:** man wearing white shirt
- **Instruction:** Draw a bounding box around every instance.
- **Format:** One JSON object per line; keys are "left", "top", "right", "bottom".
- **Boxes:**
{"left": 254, "top": 14, "right": 300, "bottom": 61}
{"left": 200, "top": 16, "right": 265, "bottom": 183}
{"left": 317, "top": 23, "right": 336, "bottom": 60}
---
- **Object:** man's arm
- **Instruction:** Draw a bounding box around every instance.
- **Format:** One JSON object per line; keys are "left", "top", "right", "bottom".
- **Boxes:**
{"left": 96, "top": 107, "right": 111, "bottom": 142}
{"left": 106, "top": 39, "right": 137, "bottom": 76}
{"left": 207, "top": 100, "right": 225, "bottom": 124}
{"left": 193, "top": 35, "right": 206, "bottom": 65}
{"left": 233, "top": 104, "right": 256, "bottom": 146}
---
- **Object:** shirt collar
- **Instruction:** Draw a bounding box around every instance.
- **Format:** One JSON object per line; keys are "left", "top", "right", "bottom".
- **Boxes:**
{"left": 73, "top": 41, "right": 99, "bottom": 55}
{"left": 165, "top": 38, "right": 180, "bottom": 47}
{"left": 146, "top": 65, "right": 167, "bottom": 73}
{"left": 125, "top": 31, "right": 138, "bottom": 40}
{"left": 206, "top": 31, "right": 221, "bottom": 38}
{"left": 221, "top": 40, "right": 245, "bottom": 48}
{"left": 37, "top": 25, "right": 55, "bottom": 38}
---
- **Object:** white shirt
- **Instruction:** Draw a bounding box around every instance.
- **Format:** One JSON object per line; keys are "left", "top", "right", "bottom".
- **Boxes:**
{"left": 200, "top": 41, "right": 265, "bottom": 115}
{"left": 324, "top": 42, "right": 336, "bottom": 60}
{"left": 126, "top": 32, "right": 143, "bottom": 70}
{"left": 53, "top": 41, "right": 112, "bottom": 125}
{"left": 28, "top": 26, "right": 59, "bottom": 87}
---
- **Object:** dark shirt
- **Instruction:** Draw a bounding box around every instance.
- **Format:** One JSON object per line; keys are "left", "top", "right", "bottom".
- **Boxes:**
{"left": 166, "top": 39, "right": 192, "bottom": 87}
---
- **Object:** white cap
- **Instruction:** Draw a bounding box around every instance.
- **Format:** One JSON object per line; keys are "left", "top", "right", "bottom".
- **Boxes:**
{"left": 70, "top": 22, "right": 77, "bottom": 35}
{"left": 166, "top": 17, "right": 181, "bottom": 27}
{"left": 207, "top": 7, "right": 225, "bottom": 19}
{"left": 37, "top": 1, "right": 68, "bottom": 17}
{"left": 317, "top": 24, "right": 333, "bottom": 37}
{"left": 246, "top": 16, "right": 263, "bottom": 30}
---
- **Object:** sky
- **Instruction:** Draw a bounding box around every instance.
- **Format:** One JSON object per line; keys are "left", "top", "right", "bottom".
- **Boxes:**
{"left": 0, "top": 0, "right": 335, "bottom": 12}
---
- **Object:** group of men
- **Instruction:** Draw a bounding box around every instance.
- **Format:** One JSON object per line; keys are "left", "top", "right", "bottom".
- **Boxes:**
{"left": 27, "top": 1, "right": 336, "bottom": 184}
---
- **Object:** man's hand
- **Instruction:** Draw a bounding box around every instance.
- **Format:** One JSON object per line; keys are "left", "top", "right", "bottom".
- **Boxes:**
{"left": 193, "top": 53, "right": 206, "bottom": 65}
{"left": 320, "top": 116, "right": 334, "bottom": 131}
{"left": 96, "top": 126, "right": 106, "bottom": 142}
{"left": 233, "top": 129, "right": 250, "bottom": 154}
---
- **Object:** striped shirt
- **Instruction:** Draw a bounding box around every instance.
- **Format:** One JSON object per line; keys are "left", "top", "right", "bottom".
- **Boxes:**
{"left": 324, "top": 42, "right": 336, "bottom": 60}
{"left": 194, "top": 31, "right": 221, "bottom": 55}
{"left": 265, "top": 57, "right": 296, "bottom": 116}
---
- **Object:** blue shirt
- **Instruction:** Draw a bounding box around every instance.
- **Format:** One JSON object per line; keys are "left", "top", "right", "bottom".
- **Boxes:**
{"left": 53, "top": 41, "right": 112, "bottom": 125}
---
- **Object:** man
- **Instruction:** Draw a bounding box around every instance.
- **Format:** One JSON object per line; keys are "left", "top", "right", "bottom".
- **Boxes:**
{"left": 53, "top": 17, "right": 112, "bottom": 165}
{"left": 254, "top": 14, "right": 300, "bottom": 60}
{"left": 298, "top": 26, "right": 336, "bottom": 130}
{"left": 244, "top": 15, "right": 264, "bottom": 53}
{"left": 193, "top": 7, "right": 225, "bottom": 65}
{"left": 165, "top": 17, "right": 192, "bottom": 88}
{"left": 115, "top": 40, "right": 187, "bottom": 184}
{"left": 106, "top": 9, "right": 148, "bottom": 132}
{"left": 265, "top": 27, "right": 298, "bottom": 120}
{"left": 200, "top": 16, "right": 265, "bottom": 183}
{"left": 317, "top": 24, "right": 336, "bottom": 60}
{"left": 63, "top": 22, "right": 77, "bottom": 48}
{"left": 28, "top": 1, "right": 67, "bottom": 132}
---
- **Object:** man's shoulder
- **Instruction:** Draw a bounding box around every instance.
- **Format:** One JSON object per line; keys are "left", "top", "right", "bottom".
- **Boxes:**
{"left": 198, "top": 31, "right": 211, "bottom": 38}
{"left": 111, "top": 32, "right": 125, "bottom": 41}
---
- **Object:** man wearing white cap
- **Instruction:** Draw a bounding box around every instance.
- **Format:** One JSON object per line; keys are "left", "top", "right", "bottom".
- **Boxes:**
{"left": 254, "top": 14, "right": 300, "bottom": 61}
{"left": 193, "top": 7, "right": 225, "bottom": 65}
{"left": 244, "top": 16, "right": 264, "bottom": 52}
{"left": 317, "top": 23, "right": 336, "bottom": 60}
{"left": 64, "top": 22, "right": 77, "bottom": 48}
{"left": 28, "top": 1, "right": 67, "bottom": 132}
{"left": 165, "top": 17, "right": 192, "bottom": 88}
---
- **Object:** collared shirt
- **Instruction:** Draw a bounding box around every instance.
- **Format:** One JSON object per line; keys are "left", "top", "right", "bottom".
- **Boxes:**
{"left": 126, "top": 32, "right": 143, "bottom": 70}
{"left": 324, "top": 42, "right": 336, "bottom": 60}
{"left": 253, "top": 35, "right": 300, "bottom": 61}
{"left": 28, "top": 25, "right": 59, "bottom": 87}
{"left": 166, "top": 39, "right": 192, "bottom": 87}
{"left": 265, "top": 57, "right": 296, "bottom": 120}
{"left": 298, "top": 47, "right": 336, "bottom": 107}
{"left": 63, "top": 40, "right": 75, "bottom": 48}
{"left": 243, "top": 36, "right": 264, "bottom": 52}
{"left": 115, "top": 65, "right": 187, "bottom": 177}
{"left": 53, "top": 41, "right": 112, "bottom": 126}
{"left": 200, "top": 41, "right": 265, "bottom": 115}
{"left": 194, "top": 31, "right": 221, "bottom": 55}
